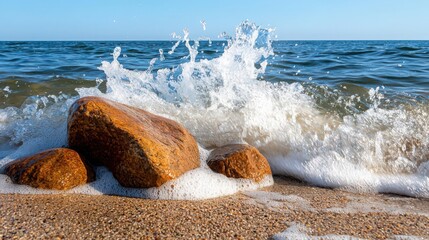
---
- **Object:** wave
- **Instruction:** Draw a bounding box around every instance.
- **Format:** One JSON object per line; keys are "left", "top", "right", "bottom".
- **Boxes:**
{"left": 0, "top": 21, "right": 428, "bottom": 199}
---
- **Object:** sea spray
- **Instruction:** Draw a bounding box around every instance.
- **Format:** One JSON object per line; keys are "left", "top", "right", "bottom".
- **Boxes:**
{"left": 0, "top": 21, "right": 277, "bottom": 199}
{"left": 0, "top": 21, "right": 428, "bottom": 199}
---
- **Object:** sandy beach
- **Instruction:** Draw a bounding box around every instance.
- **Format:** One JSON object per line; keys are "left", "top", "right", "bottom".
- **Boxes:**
{"left": 1, "top": 177, "right": 428, "bottom": 239}
{"left": 1, "top": 2, "right": 429, "bottom": 239}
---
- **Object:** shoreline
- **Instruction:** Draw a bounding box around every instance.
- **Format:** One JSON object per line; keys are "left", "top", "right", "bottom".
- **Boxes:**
{"left": 1, "top": 177, "right": 428, "bottom": 239}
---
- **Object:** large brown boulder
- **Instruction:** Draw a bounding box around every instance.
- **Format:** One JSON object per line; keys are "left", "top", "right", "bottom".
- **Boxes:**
{"left": 207, "top": 144, "right": 272, "bottom": 182}
{"left": 67, "top": 96, "right": 200, "bottom": 188}
{"left": 5, "top": 148, "right": 94, "bottom": 190}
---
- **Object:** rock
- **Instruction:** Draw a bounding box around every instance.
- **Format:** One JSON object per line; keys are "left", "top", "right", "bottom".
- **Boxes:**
{"left": 67, "top": 96, "right": 200, "bottom": 188}
{"left": 207, "top": 144, "right": 271, "bottom": 182}
{"left": 5, "top": 148, "right": 94, "bottom": 190}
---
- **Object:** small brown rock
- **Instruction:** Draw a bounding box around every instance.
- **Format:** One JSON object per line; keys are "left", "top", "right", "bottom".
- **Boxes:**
{"left": 67, "top": 96, "right": 200, "bottom": 188}
{"left": 207, "top": 144, "right": 272, "bottom": 182}
{"left": 5, "top": 148, "right": 94, "bottom": 190}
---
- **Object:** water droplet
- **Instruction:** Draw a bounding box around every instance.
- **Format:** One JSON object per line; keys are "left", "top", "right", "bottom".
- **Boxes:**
{"left": 159, "top": 49, "right": 165, "bottom": 61}
{"left": 112, "top": 47, "right": 121, "bottom": 61}
{"left": 200, "top": 20, "right": 206, "bottom": 31}
{"left": 3, "top": 86, "right": 11, "bottom": 93}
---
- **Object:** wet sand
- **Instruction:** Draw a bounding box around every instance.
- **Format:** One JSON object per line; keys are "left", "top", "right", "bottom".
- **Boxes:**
{"left": 1, "top": 177, "right": 428, "bottom": 239}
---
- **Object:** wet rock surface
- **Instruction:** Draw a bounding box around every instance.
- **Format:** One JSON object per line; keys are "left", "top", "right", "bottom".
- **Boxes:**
{"left": 68, "top": 96, "right": 200, "bottom": 188}
{"left": 207, "top": 144, "right": 272, "bottom": 182}
{"left": 4, "top": 148, "right": 94, "bottom": 190}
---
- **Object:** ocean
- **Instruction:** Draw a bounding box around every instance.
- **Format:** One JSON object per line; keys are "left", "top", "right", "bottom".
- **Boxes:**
{"left": 0, "top": 21, "right": 428, "bottom": 199}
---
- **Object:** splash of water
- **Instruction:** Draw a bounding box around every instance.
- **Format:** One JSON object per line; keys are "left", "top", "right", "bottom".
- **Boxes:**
{"left": 200, "top": 20, "right": 206, "bottom": 31}
{"left": 0, "top": 21, "right": 428, "bottom": 199}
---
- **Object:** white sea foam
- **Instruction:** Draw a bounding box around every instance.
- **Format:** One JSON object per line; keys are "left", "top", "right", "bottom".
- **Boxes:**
{"left": 273, "top": 223, "right": 427, "bottom": 240}
{"left": 0, "top": 141, "right": 275, "bottom": 200}
{"left": 326, "top": 195, "right": 429, "bottom": 217}
{"left": 272, "top": 223, "right": 362, "bottom": 240}
{"left": 0, "top": 148, "right": 273, "bottom": 200}
{"left": 243, "top": 191, "right": 314, "bottom": 211}
{"left": 0, "top": 21, "right": 428, "bottom": 199}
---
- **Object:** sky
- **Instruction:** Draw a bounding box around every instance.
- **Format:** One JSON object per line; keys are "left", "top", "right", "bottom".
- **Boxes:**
{"left": 0, "top": 0, "right": 428, "bottom": 41}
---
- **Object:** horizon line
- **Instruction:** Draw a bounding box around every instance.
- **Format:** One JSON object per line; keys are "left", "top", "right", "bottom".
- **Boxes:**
{"left": 1, "top": 39, "right": 429, "bottom": 42}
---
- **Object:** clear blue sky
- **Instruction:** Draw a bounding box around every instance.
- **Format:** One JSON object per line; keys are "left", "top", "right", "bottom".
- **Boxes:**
{"left": 1, "top": 0, "right": 428, "bottom": 40}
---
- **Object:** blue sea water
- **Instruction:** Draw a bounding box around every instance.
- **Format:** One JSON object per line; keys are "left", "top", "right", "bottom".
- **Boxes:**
{"left": 1, "top": 40, "right": 428, "bottom": 104}
{"left": 0, "top": 22, "right": 428, "bottom": 199}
